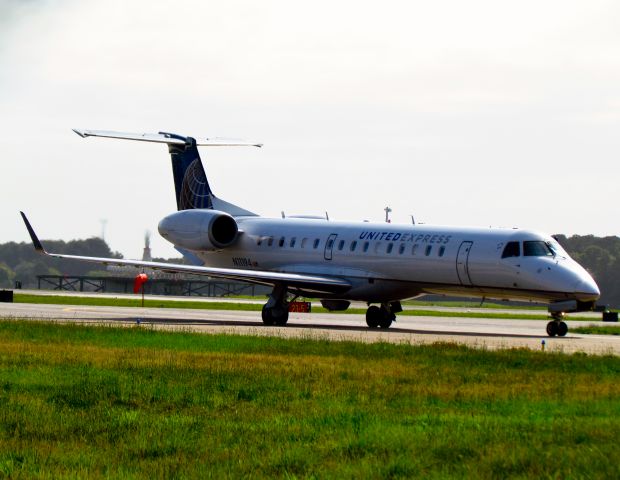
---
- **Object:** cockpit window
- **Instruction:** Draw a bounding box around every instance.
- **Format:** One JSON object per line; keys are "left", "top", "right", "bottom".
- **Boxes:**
{"left": 523, "top": 241, "right": 554, "bottom": 257}
{"left": 501, "top": 241, "right": 520, "bottom": 258}
{"left": 547, "top": 240, "right": 567, "bottom": 258}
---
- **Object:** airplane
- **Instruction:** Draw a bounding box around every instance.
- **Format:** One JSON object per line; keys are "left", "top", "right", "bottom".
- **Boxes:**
{"left": 20, "top": 129, "right": 601, "bottom": 337}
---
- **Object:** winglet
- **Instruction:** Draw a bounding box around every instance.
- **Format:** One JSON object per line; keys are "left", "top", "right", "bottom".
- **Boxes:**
{"left": 20, "top": 212, "right": 45, "bottom": 253}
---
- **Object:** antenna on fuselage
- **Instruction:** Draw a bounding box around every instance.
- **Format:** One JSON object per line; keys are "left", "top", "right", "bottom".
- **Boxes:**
{"left": 384, "top": 206, "right": 392, "bottom": 223}
{"left": 410, "top": 215, "right": 415, "bottom": 225}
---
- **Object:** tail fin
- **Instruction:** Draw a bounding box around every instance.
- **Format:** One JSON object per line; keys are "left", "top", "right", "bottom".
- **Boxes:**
{"left": 165, "top": 133, "right": 217, "bottom": 210}
{"left": 73, "top": 129, "right": 260, "bottom": 216}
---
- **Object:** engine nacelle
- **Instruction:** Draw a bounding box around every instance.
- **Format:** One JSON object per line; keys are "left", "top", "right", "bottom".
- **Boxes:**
{"left": 158, "top": 209, "right": 239, "bottom": 251}
{"left": 320, "top": 299, "right": 351, "bottom": 311}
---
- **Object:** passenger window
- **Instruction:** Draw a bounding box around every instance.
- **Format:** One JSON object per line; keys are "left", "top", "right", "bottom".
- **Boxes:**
{"left": 412, "top": 244, "right": 419, "bottom": 255}
{"left": 301, "top": 238, "right": 308, "bottom": 248}
{"left": 257, "top": 237, "right": 262, "bottom": 246}
{"left": 290, "top": 237, "right": 296, "bottom": 248}
{"left": 267, "top": 237, "right": 274, "bottom": 247}
{"left": 438, "top": 246, "right": 446, "bottom": 257}
{"left": 523, "top": 241, "right": 553, "bottom": 257}
{"left": 399, "top": 244, "right": 405, "bottom": 254}
{"left": 363, "top": 242, "right": 369, "bottom": 252}
{"left": 313, "top": 239, "right": 320, "bottom": 249}
{"left": 338, "top": 240, "right": 345, "bottom": 251}
{"left": 279, "top": 237, "right": 285, "bottom": 247}
{"left": 327, "top": 238, "right": 334, "bottom": 249}
{"left": 350, "top": 241, "right": 357, "bottom": 252}
{"left": 386, "top": 243, "right": 393, "bottom": 254}
{"left": 374, "top": 242, "right": 382, "bottom": 254}
{"left": 425, "top": 245, "right": 432, "bottom": 256}
{"left": 501, "top": 241, "right": 520, "bottom": 258}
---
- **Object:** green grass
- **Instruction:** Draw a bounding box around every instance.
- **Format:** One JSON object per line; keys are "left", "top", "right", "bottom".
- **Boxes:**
{"left": 14, "top": 293, "right": 263, "bottom": 311}
{"left": 0, "top": 320, "right": 619, "bottom": 478}
{"left": 572, "top": 324, "right": 620, "bottom": 335}
{"left": 402, "top": 299, "right": 547, "bottom": 310}
{"left": 346, "top": 308, "right": 594, "bottom": 320}
{"left": 14, "top": 292, "right": 596, "bottom": 321}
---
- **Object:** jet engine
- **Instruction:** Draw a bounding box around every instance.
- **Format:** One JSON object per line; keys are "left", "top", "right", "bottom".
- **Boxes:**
{"left": 158, "top": 209, "right": 239, "bottom": 251}
{"left": 320, "top": 299, "right": 351, "bottom": 311}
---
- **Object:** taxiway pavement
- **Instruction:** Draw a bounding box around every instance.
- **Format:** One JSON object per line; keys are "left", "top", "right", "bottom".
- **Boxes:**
{"left": 1, "top": 302, "right": 618, "bottom": 355}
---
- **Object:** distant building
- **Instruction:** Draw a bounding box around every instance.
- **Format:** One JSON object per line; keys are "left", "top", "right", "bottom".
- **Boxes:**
{"left": 142, "top": 230, "right": 152, "bottom": 261}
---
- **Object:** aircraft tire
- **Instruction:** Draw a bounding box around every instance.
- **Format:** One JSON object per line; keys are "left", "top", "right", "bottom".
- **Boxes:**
{"left": 557, "top": 321, "right": 568, "bottom": 337}
{"left": 273, "top": 308, "right": 289, "bottom": 326}
{"left": 546, "top": 321, "right": 558, "bottom": 337}
{"left": 379, "top": 311, "right": 394, "bottom": 329}
{"left": 366, "top": 306, "right": 381, "bottom": 328}
{"left": 261, "top": 306, "right": 275, "bottom": 326}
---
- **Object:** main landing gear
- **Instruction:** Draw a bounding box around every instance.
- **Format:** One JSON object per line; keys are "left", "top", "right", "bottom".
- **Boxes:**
{"left": 546, "top": 313, "right": 568, "bottom": 337}
{"left": 261, "top": 284, "right": 290, "bottom": 326}
{"left": 365, "top": 302, "right": 402, "bottom": 329}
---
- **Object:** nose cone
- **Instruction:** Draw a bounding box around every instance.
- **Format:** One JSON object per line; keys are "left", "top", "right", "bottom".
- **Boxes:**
{"left": 575, "top": 275, "right": 600, "bottom": 301}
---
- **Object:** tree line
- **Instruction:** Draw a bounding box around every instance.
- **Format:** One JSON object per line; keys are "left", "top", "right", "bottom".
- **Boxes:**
{"left": 0, "top": 238, "right": 122, "bottom": 289}
{"left": 554, "top": 234, "right": 620, "bottom": 308}
{"left": 1, "top": 235, "right": 619, "bottom": 307}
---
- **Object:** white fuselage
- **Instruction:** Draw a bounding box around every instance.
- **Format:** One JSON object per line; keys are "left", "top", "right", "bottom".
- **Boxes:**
{"left": 166, "top": 216, "right": 599, "bottom": 304}
{"left": 54, "top": 128, "right": 600, "bottom": 333}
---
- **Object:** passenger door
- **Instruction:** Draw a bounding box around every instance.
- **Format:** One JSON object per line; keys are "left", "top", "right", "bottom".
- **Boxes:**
{"left": 324, "top": 234, "right": 337, "bottom": 261}
{"left": 456, "top": 241, "right": 474, "bottom": 285}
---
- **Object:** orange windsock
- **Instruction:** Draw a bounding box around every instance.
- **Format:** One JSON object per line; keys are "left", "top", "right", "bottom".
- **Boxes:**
{"left": 133, "top": 273, "right": 148, "bottom": 294}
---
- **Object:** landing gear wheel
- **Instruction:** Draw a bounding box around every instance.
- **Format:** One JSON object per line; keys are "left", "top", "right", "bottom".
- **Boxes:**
{"left": 262, "top": 283, "right": 290, "bottom": 327}
{"left": 379, "top": 312, "right": 395, "bottom": 329}
{"left": 366, "top": 306, "right": 381, "bottom": 328}
{"left": 546, "top": 321, "right": 558, "bottom": 337}
{"left": 261, "top": 305, "right": 275, "bottom": 326}
{"left": 557, "top": 321, "right": 568, "bottom": 337}
{"left": 261, "top": 306, "right": 289, "bottom": 326}
{"left": 273, "top": 308, "right": 289, "bottom": 326}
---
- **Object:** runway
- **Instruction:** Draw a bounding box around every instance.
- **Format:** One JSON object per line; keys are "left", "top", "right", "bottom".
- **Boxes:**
{"left": 1, "top": 301, "right": 618, "bottom": 355}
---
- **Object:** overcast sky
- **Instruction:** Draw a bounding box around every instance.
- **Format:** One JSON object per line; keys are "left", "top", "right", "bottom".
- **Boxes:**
{"left": 1, "top": 0, "right": 619, "bottom": 259}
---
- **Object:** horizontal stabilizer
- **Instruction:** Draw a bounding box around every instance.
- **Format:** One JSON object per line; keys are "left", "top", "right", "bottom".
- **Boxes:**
{"left": 73, "top": 129, "right": 263, "bottom": 147}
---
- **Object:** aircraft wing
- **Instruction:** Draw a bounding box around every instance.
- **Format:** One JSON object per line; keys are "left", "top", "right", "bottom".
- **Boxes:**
{"left": 20, "top": 212, "right": 349, "bottom": 295}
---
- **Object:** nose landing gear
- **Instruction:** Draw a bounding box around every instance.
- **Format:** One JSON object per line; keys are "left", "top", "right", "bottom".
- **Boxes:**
{"left": 546, "top": 313, "right": 568, "bottom": 337}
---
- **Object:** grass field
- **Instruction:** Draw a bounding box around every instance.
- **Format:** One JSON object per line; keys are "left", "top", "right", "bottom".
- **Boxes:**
{"left": 12, "top": 293, "right": 596, "bottom": 321}
{"left": 0, "top": 320, "right": 618, "bottom": 478}
{"left": 14, "top": 293, "right": 264, "bottom": 311}
{"left": 573, "top": 325, "right": 620, "bottom": 335}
